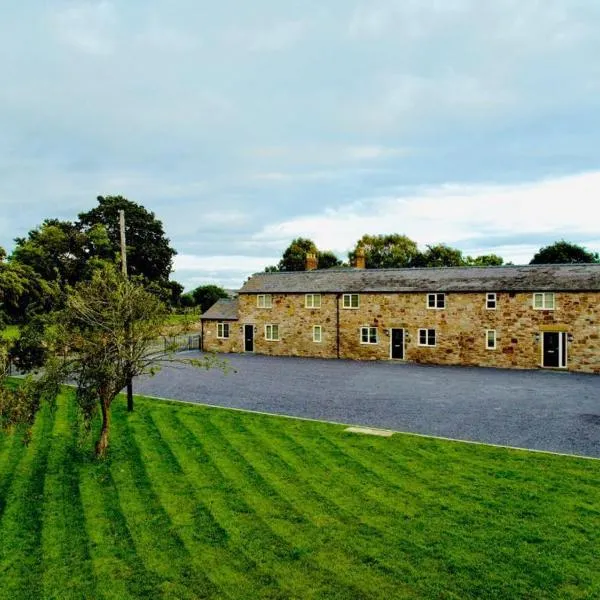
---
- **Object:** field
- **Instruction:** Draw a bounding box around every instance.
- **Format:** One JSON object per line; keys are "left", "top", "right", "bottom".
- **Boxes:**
{"left": 0, "top": 389, "right": 599, "bottom": 599}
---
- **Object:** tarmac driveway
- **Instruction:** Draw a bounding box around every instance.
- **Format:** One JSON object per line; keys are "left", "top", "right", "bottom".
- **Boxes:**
{"left": 134, "top": 353, "right": 600, "bottom": 458}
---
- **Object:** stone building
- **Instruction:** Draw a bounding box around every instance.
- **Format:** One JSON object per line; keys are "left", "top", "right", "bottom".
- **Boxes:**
{"left": 201, "top": 259, "right": 600, "bottom": 374}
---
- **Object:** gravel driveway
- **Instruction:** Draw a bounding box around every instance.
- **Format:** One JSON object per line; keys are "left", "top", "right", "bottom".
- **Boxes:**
{"left": 134, "top": 353, "right": 600, "bottom": 458}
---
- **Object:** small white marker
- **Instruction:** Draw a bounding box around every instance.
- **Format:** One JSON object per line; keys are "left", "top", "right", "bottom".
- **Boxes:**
{"left": 345, "top": 426, "right": 394, "bottom": 437}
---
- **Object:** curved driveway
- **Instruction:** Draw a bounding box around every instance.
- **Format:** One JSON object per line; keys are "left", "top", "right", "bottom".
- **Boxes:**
{"left": 134, "top": 353, "right": 600, "bottom": 458}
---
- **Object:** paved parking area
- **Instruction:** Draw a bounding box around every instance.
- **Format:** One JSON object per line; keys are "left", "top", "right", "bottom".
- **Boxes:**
{"left": 134, "top": 353, "right": 600, "bottom": 458}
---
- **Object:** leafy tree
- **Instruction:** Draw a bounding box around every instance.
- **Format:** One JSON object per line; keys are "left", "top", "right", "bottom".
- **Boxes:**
{"left": 12, "top": 219, "right": 111, "bottom": 288}
{"left": 1, "top": 248, "right": 54, "bottom": 324}
{"left": 412, "top": 244, "right": 466, "bottom": 267}
{"left": 348, "top": 234, "right": 419, "bottom": 269}
{"left": 78, "top": 195, "right": 177, "bottom": 282}
{"left": 530, "top": 240, "right": 599, "bottom": 264}
{"left": 466, "top": 254, "right": 504, "bottom": 266}
{"left": 191, "top": 284, "right": 229, "bottom": 312}
{"left": 2, "top": 265, "right": 223, "bottom": 456}
{"left": 265, "top": 238, "right": 341, "bottom": 271}
{"left": 318, "top": 250, "right": 342, "bottom": 269}
{"left": 277, "top": 238, "right": 318, "bottom": 271}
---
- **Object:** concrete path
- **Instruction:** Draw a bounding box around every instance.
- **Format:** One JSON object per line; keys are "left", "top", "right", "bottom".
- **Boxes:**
{"left": 134, "top": 353, "right": 600, "bottom": 458}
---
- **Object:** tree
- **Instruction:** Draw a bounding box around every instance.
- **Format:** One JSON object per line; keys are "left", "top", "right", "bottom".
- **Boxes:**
{"left": 78, "top": 196, "right": 177, "bottom": 282}
{"left": 318, "top": 250, "right": 342, "bottom": 269}
{"left": 530, "top": 240, "right": 599, "bottom": 265}
{"left": 191, "top": 284, "right": 229, "bottom": 312}
{"left": 348, "top": 234, "right": 419, "bottom": 269}
{"left": 466, "top": 254, "right": 504, "bottom": 266}
{"left": 2, "top": 265, "right": 223, "bottom": 457}
{"left": 411, "top": 244, "right": 466, "bottom": 267}
{"left": 12, "top": 219, "right": 112, "bottom": 288}
{"left": 1, "top": 248, "right": 54, "bottom": 324}
{"left": 265, "top": 238, "right": 341, "bottom": 271}
{"left": 276, "top": 238, "right": 318, "bottom": 271}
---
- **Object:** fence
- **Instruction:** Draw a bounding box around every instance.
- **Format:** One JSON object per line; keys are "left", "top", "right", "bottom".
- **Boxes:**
{"left": 159, "top": 333, "right": 201, "bottom": 353}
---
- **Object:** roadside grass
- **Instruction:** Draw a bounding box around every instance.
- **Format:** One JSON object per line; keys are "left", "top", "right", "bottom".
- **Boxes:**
{"left": 0, "top": 390, "right": 599, "bottom": 599}
{"left": 0, "top": 325, "right": 19, "bottom": 341}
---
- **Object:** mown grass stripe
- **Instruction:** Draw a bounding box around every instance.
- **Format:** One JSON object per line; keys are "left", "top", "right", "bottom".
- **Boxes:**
{"left": 177, "top": 409, "right": 373, "bottom": 600}
{"left": 154, "top": 407, "right": 313, "bottom": 599}
{"left": 131, "top": 405, "right": 280, "bottom": 599}
{"left": 0, "top": 403, "right": 56, "bottom": 600}
{"left": 40, "top": 395, "right": 97, "bottom": 600}
{"left": 79, "top": 456, "right": 162, "bottom": 600}
{"left": 209, "top": 410, "right": 417, "bottom": 598}
{"left": 0, "top": 429, "right": 29, "bottom": 524}
{"left": 109, "top": 403, "right": 219, "bottom": 600}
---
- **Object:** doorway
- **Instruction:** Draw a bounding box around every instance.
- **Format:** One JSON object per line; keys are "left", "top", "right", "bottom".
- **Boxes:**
{"left": 390, "top": 328, "right": 404, "bottom": 360}
{"left": 244, "top": 325, "right": 254, "bottom": 352}
{"left": 542, "top": 332, "right": 567, "bottom": 368}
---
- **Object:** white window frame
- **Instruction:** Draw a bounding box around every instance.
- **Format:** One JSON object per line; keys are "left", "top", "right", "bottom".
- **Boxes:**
{"left": 343, "top": 294, "right": 360, "bottom": 309}
{"left": 360, "top": 326, "right": 378, "bottom": 344}
{"left": 486, "top": 329, "right": 497, "bottom": 350}
{"left": 305, "top": 293, "right": 321, "bottom": 309}
{"left": 257, "top": 294, "right": 273, "bottom": 308}
{"left": 427, "top": 293, "right": 446, "bottom": 310}
{"left": 418, "top": 328, "right": 436, "bottom": 347}
{"left": 312, "top": 325, "right": 322, "bottom": 343}
{"left": 533, "top": 292, "right": 555, "bottom": 310}
{"left": 217, "top": 322, "right": 230, "bottom": 339}
{"left": 264, "top": 324, "right": 279, "bottom": 341}
{"left": 486, "top": 293, "right": 497, "bottom": 310}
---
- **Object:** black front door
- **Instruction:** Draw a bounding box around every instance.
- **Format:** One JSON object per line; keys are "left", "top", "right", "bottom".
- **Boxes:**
{"left": 391, "top": 328, "right": 404, "bottom": 359}
{"left": 244, "top": 325, "right": 254, "bottom": 352}
{"left": 543, "top": 332, "right": 560, "bottom": 367}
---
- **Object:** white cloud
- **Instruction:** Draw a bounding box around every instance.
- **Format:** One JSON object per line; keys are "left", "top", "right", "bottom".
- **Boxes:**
{"left": 52, "top": 1, "right": 118, "bottom": 55}
{"left": 253, "top": 171, "right": 600, "bottom": 262}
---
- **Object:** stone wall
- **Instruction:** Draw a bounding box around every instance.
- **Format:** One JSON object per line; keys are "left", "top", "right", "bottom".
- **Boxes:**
{"left": 202, "top": 320, "right": 241, "bottom": 353}
{"left": 234, "top": 291, "right": 600, "bottom": 373}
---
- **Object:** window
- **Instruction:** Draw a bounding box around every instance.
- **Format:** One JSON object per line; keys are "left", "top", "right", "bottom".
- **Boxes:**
{"left": 533, "top": 293, "right": 555, "bottom": 310}
{"left": 418, "top": 328, "right": 436, "bottom": 346}
{"left": 217, "top": 322, "right": 230, "bottom": 339}
{"left": 360, "top": 327, "right": 378, "bottom": 344}
{"left": 343, "top": 294, "right": 360, "bottom": 309}
{"left": 486, "top": 293, "right": 497, "bottom": 310}
{"left": 257, "top": 294, "right": 272, "bottom": 308}
{"left": 265, "top": 324, "right": 279, "bottom": 341}
{"left": 486, "top": 329, "right": 496, "bottom": 350}
{"left": 305, "top": 294, "right": 321, "bottom": 309}
{"left": 313, "top": 325, "right": 322, "bottom": 343}
{"left": 427, "top": 293, "right": 445, "bottom": 309}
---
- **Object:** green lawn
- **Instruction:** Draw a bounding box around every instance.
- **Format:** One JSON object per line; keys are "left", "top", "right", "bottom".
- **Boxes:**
{"left": 0, "top": 391, "right": 599, "bottom": 599}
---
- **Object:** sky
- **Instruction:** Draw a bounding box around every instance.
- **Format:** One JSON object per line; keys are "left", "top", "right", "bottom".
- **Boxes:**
{"left": 1, "top": 0, "right": 599, "bottom": 290}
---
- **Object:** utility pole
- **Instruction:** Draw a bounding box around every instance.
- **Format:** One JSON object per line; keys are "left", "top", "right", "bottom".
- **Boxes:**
{"left": 119, "top": 210, "right": 134, "bottom": 412}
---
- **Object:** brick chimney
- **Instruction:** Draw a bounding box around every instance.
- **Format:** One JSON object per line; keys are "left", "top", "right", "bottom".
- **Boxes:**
{"left": 305, "top": 252, "right": 318, "bottom": 271}
{"left": 354, "top": 247, "right": 366, "bottom": 269}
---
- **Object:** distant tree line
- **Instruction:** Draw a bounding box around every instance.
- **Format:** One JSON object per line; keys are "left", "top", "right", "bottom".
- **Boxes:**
{"left": 265, "top": 236, "right": 599, "bottom": 272}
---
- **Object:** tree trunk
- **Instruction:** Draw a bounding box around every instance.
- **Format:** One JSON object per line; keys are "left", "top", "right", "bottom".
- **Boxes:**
{"left": 95, "top": 396, "right": 111, "bottom": 458}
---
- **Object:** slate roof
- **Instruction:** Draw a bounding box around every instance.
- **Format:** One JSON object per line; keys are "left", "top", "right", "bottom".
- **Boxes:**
{"left": 201, "top": 298, "right": 239, "bottom": 321}
{"left": 239, "top": 264, "right": 600, "bottom": 294}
